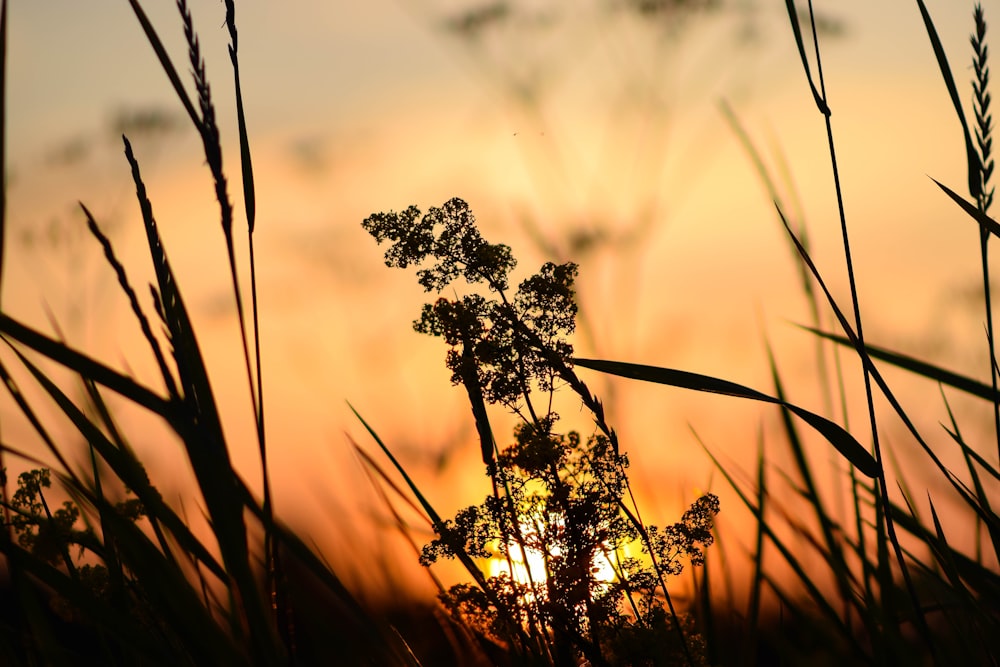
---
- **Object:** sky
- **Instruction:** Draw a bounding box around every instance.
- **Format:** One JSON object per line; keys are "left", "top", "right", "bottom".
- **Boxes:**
{"left": 2, "top": 0, "right": 998, "bottom": 601}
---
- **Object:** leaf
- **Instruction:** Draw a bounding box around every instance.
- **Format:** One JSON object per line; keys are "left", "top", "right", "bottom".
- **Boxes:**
{"left": 932, "top": 177, "right": 1000, "bottom": 238}
{"left": 573, "top": 357, "right": 880, "bottom": 478}
{"left": 804, "top": 325, "right": 1000, "bottom": 401}
{"left": 125, "top": 0, "right": 199, "bottom": 130}
{"left": 915, "top": 0, "right": 982, "bottom": 199}
{"left": 0, "top": 313, "right": 174, "bottom": 421}
{"left": 783, "top": 0, "right": 831, "bottom": 116}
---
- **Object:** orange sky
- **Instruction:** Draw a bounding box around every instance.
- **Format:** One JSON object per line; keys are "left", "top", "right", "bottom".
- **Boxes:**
{"left": 2, "top": 0, "right": 998, "bottom": 603}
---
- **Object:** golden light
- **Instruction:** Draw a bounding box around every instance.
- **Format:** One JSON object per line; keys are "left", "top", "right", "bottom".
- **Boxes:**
{"left": 486, "top": 517, "right": 621, "bottom": 588}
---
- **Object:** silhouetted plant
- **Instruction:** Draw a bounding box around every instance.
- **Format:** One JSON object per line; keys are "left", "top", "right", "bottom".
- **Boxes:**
{"left": 364, "top": 197, "right": 718, "bottom": 665}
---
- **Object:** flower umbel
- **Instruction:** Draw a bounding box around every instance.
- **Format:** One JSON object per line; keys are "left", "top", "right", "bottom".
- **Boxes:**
{"left": 363, "top": 198, "right": 718, "bottom": 665}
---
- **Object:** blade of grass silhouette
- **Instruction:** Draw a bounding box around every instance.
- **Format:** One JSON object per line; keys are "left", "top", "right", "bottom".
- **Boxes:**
{"left": 968, "top": 4, "right": 1000, "bottom": 471}
{"left": 741, "top": 435, "right": 765, "bottom": 667}
{"left": 783, "top": 0, "right": 830, "bottom": 116}
{"left": 224, "top": 0, "right": 254, "bottom": 235}
{"left": 6, "top": 343, "right": 228, "bottom": 580}
{"left": 220, "top": 2, "right": 282, "bottom": 648}
{"left": 81, "top": 203, "right": 180, "bottom": 402}
{"left": 0, "top": 442, "right": 47, "bottom": 469}
{"left": 803, "top": 325, "right": 1000, "bottom": 401}
{"left": 353, "top": 446, "right": 434, "bottom": 530}
{"left": 916, "top": 0, "right": 982, "bottom": 199}
{"left": 0, "top": 314, "right": 173, "bottom": 420}
{"left": 765, "top": 340, "right": 879, "bottom": 641}
{"left": 126, "top": 0, "right": 199, "bottom": 129}
{"left": 694, "top": 429, "right": 867, "bottom": 657}
{"left": 573, "top": 357, "right": 879, "bottom": 478}
{"left": 348, "top": 402, "right": 536, "bottom": 654}
{"left": 123, "top": 132, "right": 283, "bottom": 662}
{"left": 942, "top": 390, "right": 1000, "bottom": 560}
{"left": 933, "top": 176, "right": 1000, "bottom": 237}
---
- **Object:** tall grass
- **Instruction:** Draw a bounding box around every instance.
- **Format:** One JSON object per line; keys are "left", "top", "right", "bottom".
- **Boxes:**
{"left": 0, "top": 2, "right": 408, "bottom": 664}
{"left": 571, "top": 2, "right": 1000, "bottom": 663}
{"left": 0, "top": 0, "right": 999, "bottom": 665}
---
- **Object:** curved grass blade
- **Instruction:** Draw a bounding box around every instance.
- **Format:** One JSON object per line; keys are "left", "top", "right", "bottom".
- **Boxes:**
{"left": 6, "top": 342, "right": 228, "bottom": 580}
{"left": 573, "top": 357, "right": 879, "bottom": 478}
{"left": 915, "top": 0, "right": 982, "bottom": 199}
{"left": 783, "top": 0, "right": 830, "bottom": 116}
{"left": 695, "top": 431, "right": 868, "bottom": 658}
{"left": 0, "top": 314, "right": 173, "bottom": 420}
{"left": 804, "top": 325, "right": 1000, "bottom": 401}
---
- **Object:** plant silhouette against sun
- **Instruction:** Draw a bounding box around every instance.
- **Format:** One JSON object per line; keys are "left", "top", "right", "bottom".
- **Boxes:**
{"left": 364, "top": 197, "right": 718, "bottom": 665}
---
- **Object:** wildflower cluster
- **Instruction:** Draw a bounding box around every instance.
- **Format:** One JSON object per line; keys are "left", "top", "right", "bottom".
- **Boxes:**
{"left": 3, "top": 467, "right": 148, "bottom": 622}
{"left": 364, "top": 197, "right": 576, "bottom": 418}
{"left": 364, "top": 198, "right": 719, "bottom": 665}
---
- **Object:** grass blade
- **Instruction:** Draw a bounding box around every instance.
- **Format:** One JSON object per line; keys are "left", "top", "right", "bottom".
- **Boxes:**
{"left": 81, "top": 204, "right": 180, "bottom": 402}
{"left": 695, "top": 431, "right": 867, "bottom": 659}
{"left": 804, "top": 325, "right": 1000, "bottom": 401}
{"left": 915, "top": 0, "right": 982, "bottom": 199}
{"left": 783, "top": 0, "right": 830, "bottom": 116}
{"left": 6, "top": 341, "right": 228, "bottom": 579}
{"left": 933, "top": 176, "right": 1000, "bottom": 237}
{"left": 224, "top": 0, "right": 255, "bottom": 235}
{"left": 125, "top": 0, "right": 199, "bottom": 129}
{"left": 0, "top": 314, "right": 173, "bottom": 420}
{"left": 573, "top": 356, "right": 879, "bottom": 477}
{"left": 348, "top": 404, "right": 537, "bottom": 654}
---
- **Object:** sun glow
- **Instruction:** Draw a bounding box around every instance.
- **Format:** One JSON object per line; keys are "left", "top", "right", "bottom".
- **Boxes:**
{"left": 486, "top": 518, "right": 620, "bottom": 587}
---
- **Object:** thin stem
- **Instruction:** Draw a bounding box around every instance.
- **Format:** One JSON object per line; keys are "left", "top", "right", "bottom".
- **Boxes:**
{"left": 805, "top": 1, "right": 935, "bottom": 657}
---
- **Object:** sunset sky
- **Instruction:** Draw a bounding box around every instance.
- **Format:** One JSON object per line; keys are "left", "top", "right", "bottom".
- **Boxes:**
{"left": 2, "top": 0, "right": 996, "bottom": 599}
